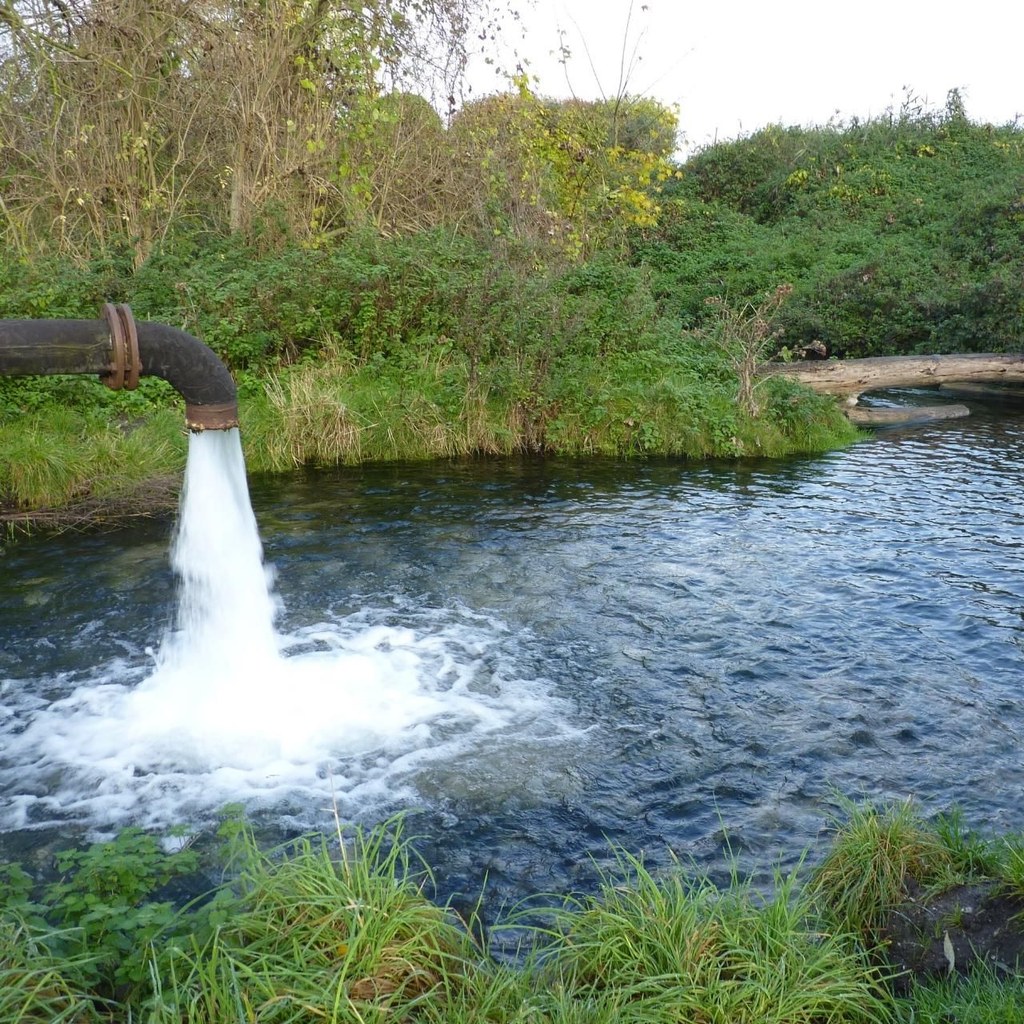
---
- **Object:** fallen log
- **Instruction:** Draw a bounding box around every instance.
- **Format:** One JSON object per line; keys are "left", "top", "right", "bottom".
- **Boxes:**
{"left": 759, "top": 353, "right": 1024, "bottom": 403}
{"left": 845, "top": 403, "right": 970, "bottom": 425}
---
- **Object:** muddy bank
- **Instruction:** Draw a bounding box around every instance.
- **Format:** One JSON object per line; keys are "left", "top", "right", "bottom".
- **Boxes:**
{"left": 1, "top": 474, "right": 180, "bottom": 536}
{"left": 884, "top": 881, "right": 1024, "bottom": 990}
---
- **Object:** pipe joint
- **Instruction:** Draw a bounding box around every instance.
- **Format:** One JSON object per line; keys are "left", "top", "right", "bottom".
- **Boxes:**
{"left": 101, "top": 303, "right": 142, "bottom": 392}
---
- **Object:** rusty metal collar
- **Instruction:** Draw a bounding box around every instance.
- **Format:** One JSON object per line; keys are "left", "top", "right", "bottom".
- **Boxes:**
{"left": 101, "top": 303, "right": 142, "bottom": 391}
{"left": 185, "top": 401, "right": 240, "bottom": 432}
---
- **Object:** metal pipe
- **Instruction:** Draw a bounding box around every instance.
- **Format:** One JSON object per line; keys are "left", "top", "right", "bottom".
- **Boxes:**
{"left": 0, "top": 305, "right": 238, "bottom": 431}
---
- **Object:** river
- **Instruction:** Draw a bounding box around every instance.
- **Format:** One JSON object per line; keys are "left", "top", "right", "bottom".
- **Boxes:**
{"left": 1, "top": 388, "right": 1022, "bottom": 922}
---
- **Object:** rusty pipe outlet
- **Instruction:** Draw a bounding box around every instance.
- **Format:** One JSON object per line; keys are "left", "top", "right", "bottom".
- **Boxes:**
{"left": 0, "top": 305, "right": 238, "bottom": 431}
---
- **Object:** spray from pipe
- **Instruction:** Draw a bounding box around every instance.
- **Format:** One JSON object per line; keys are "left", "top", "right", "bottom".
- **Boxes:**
{"left": 0, "top": 304, "right": 576, "bottom": 838}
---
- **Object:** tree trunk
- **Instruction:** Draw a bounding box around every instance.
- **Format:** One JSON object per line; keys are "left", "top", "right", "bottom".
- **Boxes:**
{"left": 760, "top": 353, "right": 1024, "bottom": 403}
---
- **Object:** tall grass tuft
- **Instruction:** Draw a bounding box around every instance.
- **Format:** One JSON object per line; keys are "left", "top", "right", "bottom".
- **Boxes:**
{"left": 0, "top": 917, "right": 102, "bottom": 1023}
{"left": 525, "top": 848, "right": 893, "bottom": 1024}
{"left": 808, "top": 799, "right": 957, "bottom": 943}
{"left": 0, "top": 406, "right": 185, "bottom": 515}
{"left": 88, "top": 409, "right": 185, "bottom": 497}
{"left": 241, "top": 355, "right": 493, "bottom": 472}
{"left": 150, "top": 817, "right": 486, "bottom": 1024}
{"left": 0, "top": 410, "right": 84, "bottom": 508}
{"left": 258, "top": 368, "right": 366, "bottom": 468}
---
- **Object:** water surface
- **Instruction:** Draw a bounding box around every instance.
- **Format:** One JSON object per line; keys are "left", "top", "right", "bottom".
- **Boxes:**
{"left": 1, "top": 389, "right": 1022, "bottom": 916}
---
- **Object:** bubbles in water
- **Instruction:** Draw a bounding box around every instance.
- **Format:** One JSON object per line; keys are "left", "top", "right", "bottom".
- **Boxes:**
{"left": 0, "top": 431, "right": 576, "bottom": 835}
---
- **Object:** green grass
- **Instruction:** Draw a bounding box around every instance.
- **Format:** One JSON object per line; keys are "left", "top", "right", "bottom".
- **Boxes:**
{"left": 0, "top": 918, "right": 102, "bottom": 1023}
{"left": 527, "top": 849, "right": 893, "bottom": 1024}
{"left": 145, "top": 818, "right": 489, "bottom": 1024}
{"left": 4, "top": 805, "right": 1024, "bottom": 1022}
{"left": 896, "top": 962, "right": 1024, "bottom": 1023}
{"left": 11, "top": 805, "right": 994, "bottom": 1024}
{"left": 807, "top": 798, "right": 961, "bottom": 944}
{"left": 0, "top": 404, "right": 185, "bottom": 521}
{"left": 235, "top": 336, "right": 858, "bottom": 476}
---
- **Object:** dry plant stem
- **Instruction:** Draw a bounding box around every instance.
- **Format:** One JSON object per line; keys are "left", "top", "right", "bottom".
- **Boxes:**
{"left": 706, "top": 284, "right": 793, "bottom": 417}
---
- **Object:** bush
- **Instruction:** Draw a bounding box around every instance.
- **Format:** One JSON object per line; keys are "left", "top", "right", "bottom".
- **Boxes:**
{"left": 636, "top": 109, "right": 1024, "bottom": 358}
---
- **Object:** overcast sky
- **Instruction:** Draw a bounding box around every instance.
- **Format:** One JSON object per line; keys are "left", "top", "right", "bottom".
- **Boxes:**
{"left": 464, "top": 0, "right": 1023, "bottom": 155}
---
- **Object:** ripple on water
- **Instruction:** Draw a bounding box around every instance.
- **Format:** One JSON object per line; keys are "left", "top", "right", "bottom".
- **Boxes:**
{"left": 1, "top": 401, "right": 1023, "bottom": 905}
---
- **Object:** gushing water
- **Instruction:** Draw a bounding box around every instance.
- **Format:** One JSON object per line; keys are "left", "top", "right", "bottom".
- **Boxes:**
{"left": 0, "top": 431, "right": 574, "bottom": 835}
{"left": 161, "top": 429, "right": 281, "bottom": 678}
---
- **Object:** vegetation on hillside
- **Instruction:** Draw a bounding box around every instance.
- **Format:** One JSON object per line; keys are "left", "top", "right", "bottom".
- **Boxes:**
{"left": 1, "top": 2, "right": 1022, "bottom": 527}
{"left": 642, "top": 89, "right": 1024, "bottom": 357}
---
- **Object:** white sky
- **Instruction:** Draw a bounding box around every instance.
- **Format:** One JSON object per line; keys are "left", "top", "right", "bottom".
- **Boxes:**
{"left": 464, "top": 0, "right": 1024, "bottom": 155}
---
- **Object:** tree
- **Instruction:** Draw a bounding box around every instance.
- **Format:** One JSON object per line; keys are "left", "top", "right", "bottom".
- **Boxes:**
{"left": 449, "top": 80, "right": 679, "bottom": 259}
{"left": 0, "top": 0, "right": 492, "bottom": 257}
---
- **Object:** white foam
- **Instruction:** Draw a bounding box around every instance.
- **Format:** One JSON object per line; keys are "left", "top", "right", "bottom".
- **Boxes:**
{"left": 0, "top": 431, "right": 578, "bottom": 834}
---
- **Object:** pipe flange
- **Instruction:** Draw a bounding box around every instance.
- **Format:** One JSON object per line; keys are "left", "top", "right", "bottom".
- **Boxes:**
{"left": 100, "top": 303, "right": 142, "bottom": 391}
{"left": 117, "top": 304, "right": 141, "bottom": 390}
{"left": 185, "top": 401, "right": 240, "bottom": 432}
{"left": 101, "top": 302, "right": 125, "bottom": 390}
